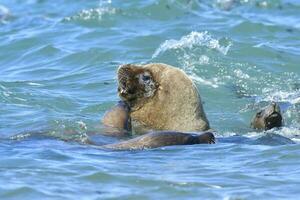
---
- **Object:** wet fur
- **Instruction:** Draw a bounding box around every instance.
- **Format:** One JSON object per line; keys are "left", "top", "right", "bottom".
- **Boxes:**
{"left": 251, "top": 103, "right": 283, "bottom": 130}
{"left": 117, "top": 63, "right": 210, "bottom": 132}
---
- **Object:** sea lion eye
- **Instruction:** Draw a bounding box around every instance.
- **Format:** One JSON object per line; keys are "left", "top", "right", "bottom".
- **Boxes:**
{"left": 142, "top": 75, "right": 150, "bottom": 82}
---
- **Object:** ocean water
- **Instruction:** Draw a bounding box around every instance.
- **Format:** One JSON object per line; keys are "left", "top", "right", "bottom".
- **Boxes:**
{"left": 0, "top": 0, "right": 300, "bottom": 199}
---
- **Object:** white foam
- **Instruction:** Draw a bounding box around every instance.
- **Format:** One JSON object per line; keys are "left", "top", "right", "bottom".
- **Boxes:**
{"left": 151, "top": 31, "right": 231, "bottom": 88}
{"left": 191, "top": 75, "right": 220, "bottom": 88}
{"left": 260, "top": 90, "right": 300, "bottom": 105}
{"left": 14, "top": 97, "right": 27, "bottom": 102}
{"left": 0, "top": 84, "right": 12, "bottom": 97}
{"left": 99, "top": 0, "right": 112, "bottom": 6}
{"left": 152, "top": 31, "right": 231, "bottom": 58}
{"left": 272, "top": 127, "right": 300, "bottom": 139}
{"left": 28, "top": 82, "right": 43, "bottom": 86}
{"left": 206, "top": 183, "right": 222, "bottom": 189}
{"left": 240, "top": 127, "right": 300, "bottom": 142}
{"left": 198, "top": 55, "right": 210, "bottom": 65}
{"left": 65, "top": 7, "right": 116, "bottom": 21}
{"left": 233, "top": 69, "right": 250, "bottom": 79}
{"left": 77, "top": 121, "right": 87, "bottom": 131}
{"left": 3, "top": 91, "right": 10, "bottom": 97}
{"left": 217, "top": 132, "right": 234, "bottom": 138}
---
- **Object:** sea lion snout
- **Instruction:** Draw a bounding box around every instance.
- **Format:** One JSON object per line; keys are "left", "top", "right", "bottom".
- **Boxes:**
{"left": 117, "top": 64, "right": 157, "bottom": 103}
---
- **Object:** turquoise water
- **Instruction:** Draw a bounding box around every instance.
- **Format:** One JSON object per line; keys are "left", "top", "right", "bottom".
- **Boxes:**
{"left": 1, "top": 0, "right": 300, "bottom": 199}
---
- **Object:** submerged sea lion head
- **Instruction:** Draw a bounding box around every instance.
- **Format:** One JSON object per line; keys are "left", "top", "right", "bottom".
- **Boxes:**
{"left": 251, "top": 102, "right": 283, "bottom": 130}
{"left": 117, "top": 64, "right": 158, "bottom": 106}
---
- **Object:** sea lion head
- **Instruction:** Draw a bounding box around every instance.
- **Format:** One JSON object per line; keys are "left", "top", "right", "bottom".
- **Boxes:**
{"left": 117, "top": 64, "right": 158, "bottom": 106}
{"left": 251, "top": 102, "right": 283, "bottom": 130}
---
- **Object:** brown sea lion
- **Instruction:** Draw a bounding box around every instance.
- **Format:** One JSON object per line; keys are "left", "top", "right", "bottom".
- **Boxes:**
{"left": 251, "top": 102, "right": 283, "bottom": 130}
{"left": 117, "top": 63, "right": 210, "bottom": 132}
{"left": 103, "top": 131, "right": 215, "bottom": 150}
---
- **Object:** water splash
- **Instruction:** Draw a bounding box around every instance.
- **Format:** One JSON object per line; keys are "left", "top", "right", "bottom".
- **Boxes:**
{"left": 260, "top": 90, "right": 300, "bottom": 105}
{"left": 64, "top": 0, "right": 115, "bottom": 22}
{"left": 152, "top": 31, "right": 231, "bottom": 58}
{"left": 64, "top": 6, "right": 117, "bottom": 22}
{"left": 191, "top": 75, "right": 221, "bottom": 88}
{"left": 151, "top": 31, "right": 231, "bottom": 88}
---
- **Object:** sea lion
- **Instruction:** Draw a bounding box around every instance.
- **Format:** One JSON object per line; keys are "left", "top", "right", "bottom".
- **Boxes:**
{"left": 102, "top": 101, "right": 131, "bottom": 137}
{"left": 251, "top": 102, "right": 283, "bottom": 130}
{"left": 117, "top": 63, "right": 210, "bottom": 132}
{"left": 103, "top": 131, "right": 215, "bottom": 150}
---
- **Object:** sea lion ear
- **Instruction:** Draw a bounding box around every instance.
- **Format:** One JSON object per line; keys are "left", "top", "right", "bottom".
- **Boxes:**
{"left": 118, "top": 64, "right": 136, "bottom": 75}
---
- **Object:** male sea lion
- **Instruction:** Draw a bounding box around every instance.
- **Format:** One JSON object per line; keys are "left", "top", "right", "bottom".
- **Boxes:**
{"left": 251, "top": 102, "right": 283, "bottom": 130}
{"left": 117, "top": 63, "right": 210, "bottom": 132}
{"left": 100, "top": 63, "right": 213, "bottom": 149}
{"left": 103, "top": 131, "right": 215, "bottom": 150}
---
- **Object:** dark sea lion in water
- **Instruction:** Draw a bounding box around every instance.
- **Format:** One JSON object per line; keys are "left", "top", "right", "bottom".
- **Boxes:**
{"left": 117, "top": 63, "right": 210, "bottom": 132}
{"left": 103, "top": 131, "right": 215, "bottom": 150}
{"left": 251, "top": 102, "right": 283, "bottom": 130}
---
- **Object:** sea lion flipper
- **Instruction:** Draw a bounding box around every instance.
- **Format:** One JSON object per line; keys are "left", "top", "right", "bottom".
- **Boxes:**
{"left": 103, "top": 131, "right": 215, "bottom": 150}
{"left": 195, "top": 132, "right": 215, "bottom": 144}
{"left": 101, "top": 101, "right": 132, "bottom": 137}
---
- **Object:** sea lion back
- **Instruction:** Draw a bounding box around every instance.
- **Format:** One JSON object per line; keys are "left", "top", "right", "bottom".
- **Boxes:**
{"left": 130, "top": 63, "right": 210, "bottom": 132}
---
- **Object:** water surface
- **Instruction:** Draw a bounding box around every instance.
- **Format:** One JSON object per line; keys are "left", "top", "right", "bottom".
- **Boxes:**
{"left": 0, "top": 0, "right": 300, "bottom": 199}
